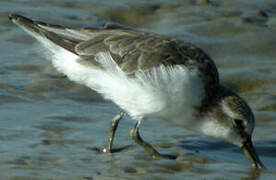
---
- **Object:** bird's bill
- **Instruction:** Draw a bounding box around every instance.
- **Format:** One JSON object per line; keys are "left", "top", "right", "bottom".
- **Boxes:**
{"left": 241, "top": 138, "right": 265, "bottom": 169}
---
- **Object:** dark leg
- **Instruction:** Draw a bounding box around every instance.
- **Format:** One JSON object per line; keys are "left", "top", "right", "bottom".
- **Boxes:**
{"left": 102, "top": 111, "right": 125, "bottom": 153}
{"left": 130, "top": 120, "right": 164, "bottom": 159}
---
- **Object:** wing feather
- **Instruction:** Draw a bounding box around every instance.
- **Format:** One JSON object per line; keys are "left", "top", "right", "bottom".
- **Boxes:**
{"left": 10, "top": 14, "right": 219, "bottom": 110}
{"left": 85, "top": 52, "right": 204, "bottom": 119}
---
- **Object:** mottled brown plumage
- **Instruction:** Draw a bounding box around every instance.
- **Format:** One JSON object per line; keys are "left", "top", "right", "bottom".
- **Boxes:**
{"left": 9, "top": 14, "right": 264, "bottom": 168}
{"left": 9, "top": 14, "right": 219, "bottom": 112}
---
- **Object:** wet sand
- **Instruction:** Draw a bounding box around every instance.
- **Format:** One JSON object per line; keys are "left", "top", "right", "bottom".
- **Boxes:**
{"left": 0, "top": 0, "right": 276, "bottom": 179}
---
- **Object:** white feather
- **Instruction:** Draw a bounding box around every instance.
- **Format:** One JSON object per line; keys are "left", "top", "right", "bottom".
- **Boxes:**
{"left": 27, "top": 32, "right": 205, "bottom": 125}
{"left": 200, "top": 120, "right": 230, "bottom": 139}
{"left": 37, "top": 24, "right": 91, "bottom": 41}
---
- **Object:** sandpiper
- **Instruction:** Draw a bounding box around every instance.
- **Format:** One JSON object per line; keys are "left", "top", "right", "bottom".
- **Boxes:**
{"left": 9, "top": 14, "right": 265, "bottom": 168}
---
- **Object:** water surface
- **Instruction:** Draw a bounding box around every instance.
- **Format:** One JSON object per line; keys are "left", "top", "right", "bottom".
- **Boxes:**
{"left": 0, "top": 0, "right": 276, "bottom": 179}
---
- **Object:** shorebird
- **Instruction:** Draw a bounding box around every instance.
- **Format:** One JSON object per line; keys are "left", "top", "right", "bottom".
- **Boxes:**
{"left": 9, "top": 14, "right": 265, "bottom": 168}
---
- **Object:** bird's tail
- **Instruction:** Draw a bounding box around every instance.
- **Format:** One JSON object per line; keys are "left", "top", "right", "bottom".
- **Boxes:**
{"left": 9, "top": 14, "right": 90, "bottom": 54}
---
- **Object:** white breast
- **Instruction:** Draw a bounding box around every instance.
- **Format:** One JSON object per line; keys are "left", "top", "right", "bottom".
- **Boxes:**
{"left": 200, "top": 120, "right": 230, "bottom": 139}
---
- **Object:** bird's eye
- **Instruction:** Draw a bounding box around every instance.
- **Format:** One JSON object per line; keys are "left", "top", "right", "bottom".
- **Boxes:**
{"left": 233, "top": 119, "right": 244, "bottom": 129}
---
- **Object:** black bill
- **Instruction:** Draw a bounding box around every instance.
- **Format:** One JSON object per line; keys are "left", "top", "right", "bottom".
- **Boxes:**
{"left": 242, "top": 138, "right": 265, "bottom": 169}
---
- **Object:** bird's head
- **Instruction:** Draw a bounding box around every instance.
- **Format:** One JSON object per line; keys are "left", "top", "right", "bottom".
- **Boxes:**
{"left": 201, "top": 86, "right": 265, "bottom": 169}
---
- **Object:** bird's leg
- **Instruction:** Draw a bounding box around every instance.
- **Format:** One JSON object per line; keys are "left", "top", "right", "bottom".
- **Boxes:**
{"left": 102, "top": 111, "right": 125, "bottom": 153}
{"left": 130, "top": 120, "right": 165, "bottom": 159}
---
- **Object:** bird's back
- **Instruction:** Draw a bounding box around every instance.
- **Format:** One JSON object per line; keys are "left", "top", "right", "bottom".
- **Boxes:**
{"left": 10, "top": 14, "right": 220, "bottom": 117}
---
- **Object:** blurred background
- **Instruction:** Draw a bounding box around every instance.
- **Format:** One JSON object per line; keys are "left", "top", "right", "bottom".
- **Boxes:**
{"left": 0, "top": 0, "right": 276, "bottom": 179}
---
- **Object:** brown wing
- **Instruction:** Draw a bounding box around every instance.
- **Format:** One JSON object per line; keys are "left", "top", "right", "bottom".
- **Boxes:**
{"left": 75, "top": 30, "right": 189, "bottom": 74}
{"left": 10, "top": 14, "right": 219, "bottom": 107}
{"left": 74, "top": 30, "right": 219, "bottom": 101}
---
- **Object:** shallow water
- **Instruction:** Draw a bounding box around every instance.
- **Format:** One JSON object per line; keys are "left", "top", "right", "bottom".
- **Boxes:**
{"left": 1, "top": 0, "right": 276, "bottom": 179}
